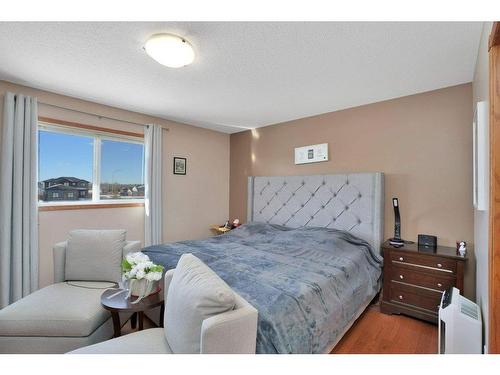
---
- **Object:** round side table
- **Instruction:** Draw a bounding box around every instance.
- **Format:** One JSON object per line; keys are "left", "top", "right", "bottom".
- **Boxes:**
{"left": 101, "top": 288, "right": 165, "bottom": 337}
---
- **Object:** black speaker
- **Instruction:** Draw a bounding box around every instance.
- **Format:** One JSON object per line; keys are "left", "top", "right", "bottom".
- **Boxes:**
{"left": 418, "top": 234, "right": 437, "bottom": 249}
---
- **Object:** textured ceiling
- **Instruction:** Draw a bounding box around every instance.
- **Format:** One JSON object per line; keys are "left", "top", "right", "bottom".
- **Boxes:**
{"left": 0, "top": 22, "right": 483, "bottom": 133}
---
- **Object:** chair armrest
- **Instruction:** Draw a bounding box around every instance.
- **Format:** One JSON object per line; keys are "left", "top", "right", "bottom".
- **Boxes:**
{"left": 122, "top": 241, "right": 141, "bottom": 257}
{"left": 200, "top": 302, "right": 258, "bottom": 354}
{"left": 163, "top": 269, "right": 175, "bottom": 296}
{"left": 53, "top": 241, "right": 67, "bottom": 283}
{"left": 160, "top": 269, "right": 175, "bottom": 328}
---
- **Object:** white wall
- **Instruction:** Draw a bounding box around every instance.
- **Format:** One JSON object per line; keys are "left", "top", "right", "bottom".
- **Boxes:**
{"left": 472, "top": 21, "right": 492, "bottom": 353}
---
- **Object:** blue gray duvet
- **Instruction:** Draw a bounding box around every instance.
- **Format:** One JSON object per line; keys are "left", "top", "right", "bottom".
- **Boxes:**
{"left": 143, "top": 222, "right": 382, "bottom": 353}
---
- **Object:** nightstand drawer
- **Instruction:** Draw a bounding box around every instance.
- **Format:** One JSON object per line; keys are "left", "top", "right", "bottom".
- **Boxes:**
{"left": 390, "top": 251, "right": 456, "bottom": 274}
{"left": 389, "top": 282, "right": 443, "bottom": 312}
{"left": 390, "top": 266, "right": 455, "bottom": 292}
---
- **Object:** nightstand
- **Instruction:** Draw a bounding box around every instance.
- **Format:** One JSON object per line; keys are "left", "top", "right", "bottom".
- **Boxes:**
{"left": 380, "top": 240, "right": 467, "bottom": 324}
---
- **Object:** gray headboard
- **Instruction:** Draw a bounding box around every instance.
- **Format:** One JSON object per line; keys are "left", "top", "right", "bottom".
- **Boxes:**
{"left": 247, "top": 173, "right": 384, "bottom": 251}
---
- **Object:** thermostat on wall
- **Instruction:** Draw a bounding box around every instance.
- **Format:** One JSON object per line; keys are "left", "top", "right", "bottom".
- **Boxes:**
{"left": 294, "top": 143, "right": 328, "bottom": 165}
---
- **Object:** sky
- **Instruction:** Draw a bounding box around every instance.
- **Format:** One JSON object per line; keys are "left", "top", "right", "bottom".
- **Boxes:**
{"left": 38, "top": 130, "right": 144, "bottom": 184}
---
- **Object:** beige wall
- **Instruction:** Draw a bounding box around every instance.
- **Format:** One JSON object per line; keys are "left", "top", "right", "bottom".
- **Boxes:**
{"left": 38, "top": 207, "right": 145, "bottom": 288}
{"left": 0, "top": 80, "right": 230, "bottom": 288}
{"left": 230, "top": 83, "right": 475, "bottom": 298}
{"left": 472, "top": 21, "right": 492, "bottom": 352}
{"left": 0, "top": 79, "right": 476, "bottom": 297}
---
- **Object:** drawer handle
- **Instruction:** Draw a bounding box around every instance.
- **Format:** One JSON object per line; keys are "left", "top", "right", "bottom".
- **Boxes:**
{"left": 437, "top": 283, "right": 443, "bottom": 288}
{"left": 399, "top": 295, "right": 403, "bottom": 300}
{"left": 437, "top": 263, "right": 443, "bottom": 268}
{"left": 399, "top": 275, "right": 404, "bottom": 280}
{"left": 399, "top": 257, "right": 404, "bottom": 261}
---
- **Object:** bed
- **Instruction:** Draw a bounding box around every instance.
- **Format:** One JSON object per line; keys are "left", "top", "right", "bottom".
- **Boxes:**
{"left": 143, "top": 173, "right": 384, "bottom": 353}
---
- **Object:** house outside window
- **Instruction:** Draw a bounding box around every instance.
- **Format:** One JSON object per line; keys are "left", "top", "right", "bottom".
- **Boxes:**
{"left": 38, "top": 121, "right": 144, "bottom": 204}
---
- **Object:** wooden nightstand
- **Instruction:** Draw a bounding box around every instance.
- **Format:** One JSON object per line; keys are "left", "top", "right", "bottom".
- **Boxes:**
{"left": 210, "top": 225, "right": 232, "bottom": 235}
{"left": 380, "top": 240, "right": 467, "bottom": 324}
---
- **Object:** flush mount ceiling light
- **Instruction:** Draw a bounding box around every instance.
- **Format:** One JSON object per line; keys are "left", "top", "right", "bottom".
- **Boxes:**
{"left": 144, "top": 34, "right": 195, "bottom": 68}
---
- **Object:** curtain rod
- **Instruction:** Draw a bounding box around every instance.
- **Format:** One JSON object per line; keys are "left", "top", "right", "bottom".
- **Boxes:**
{"left": 38, "top": 101, "right": 169, "bottom": 130}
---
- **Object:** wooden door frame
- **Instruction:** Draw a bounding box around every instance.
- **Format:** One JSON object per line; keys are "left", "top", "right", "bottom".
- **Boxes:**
{"left": 489, "top": 21, "right": 500, "bottom": 354}
{"left": 490, "top": 23, "right": 500, "bottom": 50}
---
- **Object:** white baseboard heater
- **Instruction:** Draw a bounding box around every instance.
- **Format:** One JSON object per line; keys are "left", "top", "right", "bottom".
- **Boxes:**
{"left": 438, "top": 287, "right": 482, "bottom": 354}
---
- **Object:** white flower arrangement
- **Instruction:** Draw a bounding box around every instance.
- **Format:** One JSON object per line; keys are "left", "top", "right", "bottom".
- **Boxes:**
{"left": 122, "top": 252, "right": 164, "bottom": 282}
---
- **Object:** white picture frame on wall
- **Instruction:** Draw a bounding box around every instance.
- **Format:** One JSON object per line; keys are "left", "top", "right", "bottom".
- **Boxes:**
{"left": 473, "top": 101, "right": 489, "bottom": 211}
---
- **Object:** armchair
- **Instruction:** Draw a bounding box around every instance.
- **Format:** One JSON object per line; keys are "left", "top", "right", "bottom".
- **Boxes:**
{"left": 0, "top": 230, "right": 141, "bottom": 354}
{"left": 70, "top": 255, "right": 258, "bottom": 354}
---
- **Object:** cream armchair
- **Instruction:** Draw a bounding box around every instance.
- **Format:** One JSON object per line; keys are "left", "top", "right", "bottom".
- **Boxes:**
{"left": 0, "top": 229, "right": 141, "bottom": 354}
{"left": 70, "top": 254, "right": 258, "bottom": 354}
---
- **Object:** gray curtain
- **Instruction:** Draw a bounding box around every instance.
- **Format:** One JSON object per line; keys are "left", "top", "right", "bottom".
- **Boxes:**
{"left": 144, "top": 124, "right": 163, "bottom": 246}
{"left": 0, "top": 92, "right": 39, "bottom": 309}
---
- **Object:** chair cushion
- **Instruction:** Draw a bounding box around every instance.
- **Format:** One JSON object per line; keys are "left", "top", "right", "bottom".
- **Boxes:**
{"left": 65, "top": 229, "right": 126, "bottom": 283}
{"left": 69, "top": 328, "right": 171, "bottom": 354}
{"left": 165, "top": 254, "right": 235, "bottom": 353}
{"left": 0, "top": 282, "right": 113, "bottom": 337}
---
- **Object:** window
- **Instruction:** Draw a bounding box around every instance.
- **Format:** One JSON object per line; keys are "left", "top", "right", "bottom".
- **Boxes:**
{"left": 100, "top": 139, "right": 145, "bottom": 200}
{"left": 38, "top": 122, "right": 144, "bottom": 204}
{"left": 38, "top": 129, "right": 94, "bottom": 202}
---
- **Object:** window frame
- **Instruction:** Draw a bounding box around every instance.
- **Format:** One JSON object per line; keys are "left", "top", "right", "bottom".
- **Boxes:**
{"left": 38, "top": 121, "right": 145, "bottom": 209}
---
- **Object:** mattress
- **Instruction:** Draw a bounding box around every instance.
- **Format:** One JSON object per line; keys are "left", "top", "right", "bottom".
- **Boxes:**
{"left": 143, "top": 222, "right": 382, "bottom": 353}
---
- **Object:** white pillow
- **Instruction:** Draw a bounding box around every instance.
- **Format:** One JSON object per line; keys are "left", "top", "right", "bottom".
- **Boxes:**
{"left": 65, "top": 229, "right": 126, "bottom": 283}
{"left": 165, "top": 254, "right": 235, "bottom": 353}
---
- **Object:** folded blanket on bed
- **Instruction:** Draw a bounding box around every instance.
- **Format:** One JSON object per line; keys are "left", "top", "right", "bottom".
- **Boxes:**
{"left": 143, "top": 222, "right": 382, "bottom": 353}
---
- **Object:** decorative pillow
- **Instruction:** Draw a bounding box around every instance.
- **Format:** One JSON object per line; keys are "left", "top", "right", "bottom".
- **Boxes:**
{"left": 165, "top": 254, "right": 235, "bottom": 353}
{"left": 65, "top": 229, "right": 126, "bottom": 283}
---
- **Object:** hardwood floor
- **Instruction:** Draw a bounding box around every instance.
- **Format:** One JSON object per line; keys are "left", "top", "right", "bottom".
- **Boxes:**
{"left": 331, "top": 305, "right": 438, "bottom": 354}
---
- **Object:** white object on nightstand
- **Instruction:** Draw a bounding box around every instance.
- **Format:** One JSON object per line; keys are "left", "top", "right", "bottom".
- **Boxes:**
{"left": 294, "top": 143, "right": 328, "bottom": 164}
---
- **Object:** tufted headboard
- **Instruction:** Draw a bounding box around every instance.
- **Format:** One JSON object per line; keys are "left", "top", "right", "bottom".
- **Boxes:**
{"left": 247, "top": 173, "right": 384, "bottom": 251}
